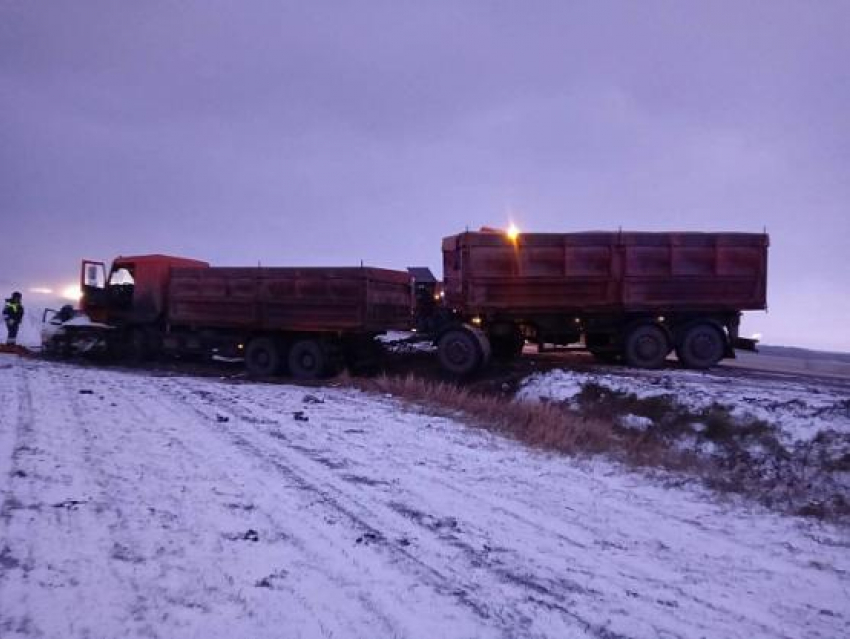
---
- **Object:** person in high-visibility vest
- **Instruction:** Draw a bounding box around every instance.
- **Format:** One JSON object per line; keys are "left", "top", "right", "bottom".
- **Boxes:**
{"left": 3, "top": 291, "right": 24, "bottom": 346}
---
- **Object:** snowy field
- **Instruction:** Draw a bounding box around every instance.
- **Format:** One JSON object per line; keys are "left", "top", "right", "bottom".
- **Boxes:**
{"left": 1, "top": 353, "right": 848, "bottom": 639}
{"left": 518, "top": 366, "right": 850, "bottom": 443}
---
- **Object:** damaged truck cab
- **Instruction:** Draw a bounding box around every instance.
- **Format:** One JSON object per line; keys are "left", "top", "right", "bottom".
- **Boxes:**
{"left": 81, "top": 255, "right": 210, "bottom": 325}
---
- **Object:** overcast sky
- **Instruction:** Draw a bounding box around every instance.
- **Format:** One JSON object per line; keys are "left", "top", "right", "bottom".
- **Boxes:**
{"left": 1, "top": 1, "right": 848, "bottom": 350}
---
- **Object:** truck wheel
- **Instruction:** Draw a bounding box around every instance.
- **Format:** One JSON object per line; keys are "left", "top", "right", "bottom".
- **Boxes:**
{"left": 288, "top": 339, "right": 328, "bottom": 379}
{"left": 245, "top": 337, "right": 282, "bottom": 377}
{"left": 437, "top": 328, "right": 484, "bottom": 376}
{"left": 624, "top": 324, "right": 669, "bottom": 369}
{"left": 676, "top": 323, "right": 725, "bottom": 369}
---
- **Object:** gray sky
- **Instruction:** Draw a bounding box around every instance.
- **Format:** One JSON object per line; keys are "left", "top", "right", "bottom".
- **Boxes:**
{"left": 2, "top": 1, "right": 848, "bottom": 350}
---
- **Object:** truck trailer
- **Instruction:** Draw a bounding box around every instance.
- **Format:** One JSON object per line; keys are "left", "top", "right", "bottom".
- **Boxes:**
{"left": 432, "top": 229, "right": 768, "bottom": 374}
{"left": 65, "top": 255, "right": 413, "bottom": 377}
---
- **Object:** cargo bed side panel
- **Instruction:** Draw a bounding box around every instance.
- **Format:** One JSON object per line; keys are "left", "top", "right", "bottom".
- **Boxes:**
{"left": 443, "top": 231, "right": 768, "bottom": 315}
{"left": 167, "top": 267, "right": 411, "bottom": 333}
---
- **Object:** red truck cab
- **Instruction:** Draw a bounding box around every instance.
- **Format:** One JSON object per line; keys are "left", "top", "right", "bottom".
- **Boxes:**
{"left": 81, "top": 255, "right": 209, "bottom": 326}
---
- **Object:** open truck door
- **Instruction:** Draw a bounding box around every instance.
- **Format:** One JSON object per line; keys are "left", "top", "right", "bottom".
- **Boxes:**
{"left": 80, "top": 260, "right": 107, "bottom": 322}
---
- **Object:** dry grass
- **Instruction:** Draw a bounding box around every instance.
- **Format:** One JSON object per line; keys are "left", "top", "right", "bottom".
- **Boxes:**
{"left": 348, "top": 373, "right": 849, "bottom": 522}
{"left": 354, "top": 373, "right": 684, "bottom": 466}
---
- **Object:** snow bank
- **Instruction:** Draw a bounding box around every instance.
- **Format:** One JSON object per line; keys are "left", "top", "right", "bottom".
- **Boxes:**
{"left": 518, "top": 367, "right": 850, "bottom": 442}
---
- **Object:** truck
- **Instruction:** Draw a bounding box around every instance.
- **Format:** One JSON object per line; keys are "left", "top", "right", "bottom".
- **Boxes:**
{"left": 432, "top": 229, "right": 768, "bottom": 374}
{"left": 60, "top": 255, "right": 413, "bottom": 377}
{"left": 48, "top": 227, "right": 768, "bottom": 378}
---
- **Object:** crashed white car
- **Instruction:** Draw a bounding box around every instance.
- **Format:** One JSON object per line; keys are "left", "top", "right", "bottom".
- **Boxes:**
{"left": 41, "top": 307, "right": 113, "bottom": 355}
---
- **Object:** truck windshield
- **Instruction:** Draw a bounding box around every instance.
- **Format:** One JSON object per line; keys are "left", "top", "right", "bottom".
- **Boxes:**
{"left": 109, "top": 267, "right": 135, "bottom": 286}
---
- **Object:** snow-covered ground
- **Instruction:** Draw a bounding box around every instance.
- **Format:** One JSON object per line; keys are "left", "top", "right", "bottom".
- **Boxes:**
{"left": 0, "top": 354, "right": 848, "bottom": 639}
{"left": 518, "top": 366, "right": 850, "bottom": 443}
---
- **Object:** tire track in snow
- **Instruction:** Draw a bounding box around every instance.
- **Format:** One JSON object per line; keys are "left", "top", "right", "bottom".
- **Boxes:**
{"left": 2, "top": 362, "right": 153, "bottom": 638}
{"left": 179, "top": 384, "right": 759, "bottom": 637}
{"left": 73, "top": 369, "right": 437, "bottom": 639}
{"left": 160, "top": 377, "right": 836, "bottom": 639}
{"left": 152, "top": 380, "right": 516, "bottom": 638}
{"left": 57, "top": 370, "right": 329, "bottom": 638}
{"left": 0, "top": 361, "right": 39, "bottom": 638}
{"left": 157, "top": 379, "right": 638, "bottom": 639}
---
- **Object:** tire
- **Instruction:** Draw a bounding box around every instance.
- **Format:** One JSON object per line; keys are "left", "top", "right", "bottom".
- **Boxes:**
{"left": 676, "top": 323, "right": 725, "bottom": 369}
{"left": 245, "top": 337, "right": 282, "bottom": 377}
{"left": 437, "top": 327, "right": 485, "bottom": 376}
{"left": 288, "top": 339, "right": 328, "bottom": 380}
{"left": 624, "top": 324, "right": 669, "bottom": 369}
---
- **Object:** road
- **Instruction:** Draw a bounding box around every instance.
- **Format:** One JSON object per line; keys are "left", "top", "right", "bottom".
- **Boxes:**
{"left": 0, "top": 354, "right": 847, "bottom": 638}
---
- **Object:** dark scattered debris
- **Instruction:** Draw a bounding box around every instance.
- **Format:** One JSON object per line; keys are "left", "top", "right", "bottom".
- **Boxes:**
{"left": 78, "top": 389, "right": 94, "bottom": 395}
{"left": 0, "top": 545, "right": 21, "bottom": 570}
{"left": 52, "top": 499, "right": 87, "bottom": 510}
{"left": 389, "top": 502, "right": 463, "bottom": 534}
{"left": 255, "top": 569, "right": 288, "bottom": 588}
{"left": 111, "top": 542, "right": 145, "bottom": 564}
{"left": 292, "top": 411, "right": 309, "bottom": 422}
{"left": 302, "top": 394, "right": 324, "bottom": 404}
{"left": 216, "top": 414, "right": 230, "bottom": 423}
{"left": 225, "top": 502, "right": 256, "bottom": 512}
{"left": 222, "top": 529, "right": 261, "bottom": 542}
{"left": 355, "top": 531, "right": 383, "bottom": 545}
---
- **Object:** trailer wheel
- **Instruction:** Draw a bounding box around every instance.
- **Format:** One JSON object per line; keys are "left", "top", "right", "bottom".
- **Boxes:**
{"left": 437, "top": 328, "right": 484, "bottom": 376}
{"left": 676, "top": 323, "right": 725, "bottom": 369}
{"left": 624, "top": 324, "right": 669, "bottom": 369}
{"left": 245, "top": 337, "right": 282, "bottom": 377}
{"left": 288, "top": 339, "right": 328, "bottom": 379}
